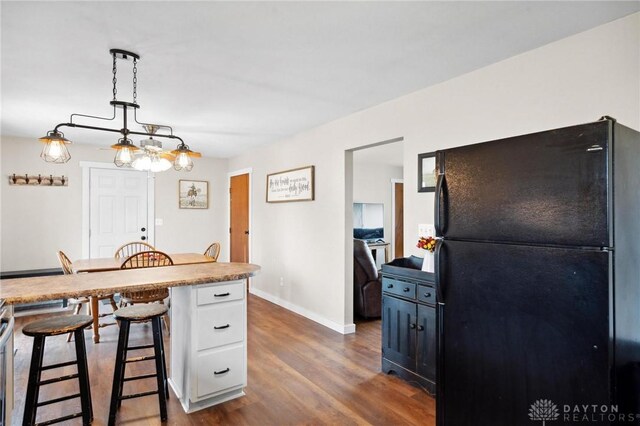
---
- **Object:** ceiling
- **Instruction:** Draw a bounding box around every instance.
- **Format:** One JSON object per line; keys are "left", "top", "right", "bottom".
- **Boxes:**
{"left": 354, "top": 141, "right": 404, "bottom": 168}
{"left": 2, "top": 2, "right": 638, "bottom": 158}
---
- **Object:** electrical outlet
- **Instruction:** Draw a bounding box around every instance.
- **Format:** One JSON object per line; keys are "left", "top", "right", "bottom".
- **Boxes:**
{"left": 279, "top": 277, "right": 284, "bottom": 287}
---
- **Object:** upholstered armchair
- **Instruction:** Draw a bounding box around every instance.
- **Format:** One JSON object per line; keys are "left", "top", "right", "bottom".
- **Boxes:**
{"left": 353, "top": 239, "right": 382, "bottom": 319}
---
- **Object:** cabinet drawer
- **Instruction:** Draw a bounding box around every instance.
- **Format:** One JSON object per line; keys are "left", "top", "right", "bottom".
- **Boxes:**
{"left": 196, "top": 302, "right": 244, "bottom": 351}
{"left": 196, "top": 345, "right": 244, "bottom": 398}
{"left": 382, "top": 277, "right": 416, "bottom": 300}
{"left": 197, "top": 281, "right": 244, "bottom": 306}
{"left": 417, "top": 285, "right": 436, "bottom": 305}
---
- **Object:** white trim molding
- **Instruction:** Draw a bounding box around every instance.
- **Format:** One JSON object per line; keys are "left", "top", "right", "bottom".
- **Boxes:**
{"left": 80, "top": 161, "right": 155, "bottom": 258}
{"left": 249, "top": 287, "right": 356, "bottom": 335}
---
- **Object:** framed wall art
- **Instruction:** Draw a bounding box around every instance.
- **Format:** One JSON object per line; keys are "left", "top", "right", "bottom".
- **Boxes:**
{"left": 418, "top": 152, "right": 436, "bottom": 192}
{"left": 179, "top": 180, "right": 208, "bottom": 209}
{"left": 266, "top": 165, "right": 315, "bottom": 203}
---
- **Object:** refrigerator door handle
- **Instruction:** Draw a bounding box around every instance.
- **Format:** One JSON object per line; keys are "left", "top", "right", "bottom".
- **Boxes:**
{"left": 435, "top": 240, "right": 444, "bottom": 303}
{"left": 434, "top": 172, "right": 445, "bottom": 236}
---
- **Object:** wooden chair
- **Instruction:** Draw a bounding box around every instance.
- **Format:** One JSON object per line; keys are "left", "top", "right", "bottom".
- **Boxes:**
{"left": 120, "top": 251, "right": 173, "bottom": 332}
{"left": 203, "top": 242, "right": 221, "bottom": 261}
{"left": 114, "top": 241, "right": 156, "bottom": 259}
{"left": 58, "top": 251, "right": 119, "bottom": 342}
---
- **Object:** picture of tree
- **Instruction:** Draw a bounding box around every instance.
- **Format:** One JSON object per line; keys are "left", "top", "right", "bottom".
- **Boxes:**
{"left": 528, "top": 399, "right": 559, "bottom": 425}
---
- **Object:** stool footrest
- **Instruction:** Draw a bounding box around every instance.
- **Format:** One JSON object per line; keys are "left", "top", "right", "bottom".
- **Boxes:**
{"left": 125, "top": 355, "right": 156, "bottom": 363}
{"left": 37, "top": 393, "right": 81, "bottom": 407}
{"left": 35, "top": 412, "right": 84, "bottom": 426}
{"left": 127, "top": 344, "right": 154, "bottom": 351}
{"left": 120, "top": 390, "right": 159, "bottom": 400}
{"left": 123, "top": 373, "right": 158, "bottom": 382}
{"left": 41, "top": 360, "right": 77, "bottom": 371}
{"left": 38, "top": 373, "right": 79, "bottom": 386}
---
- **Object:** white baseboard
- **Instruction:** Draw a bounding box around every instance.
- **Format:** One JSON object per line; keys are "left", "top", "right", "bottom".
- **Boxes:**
{"left": 249, "top": 287, "right": 356, "bottom": 335}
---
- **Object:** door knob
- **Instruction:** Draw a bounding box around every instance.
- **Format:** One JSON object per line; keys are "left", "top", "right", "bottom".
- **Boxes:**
{"left": 244, "top": 230, "right": 250, "bottom": 235}
{"left": 141, "top": 227, "right": 146, "bottom": 232}
{"left": 141, "top": 236, "right": 147, "bottom": 241}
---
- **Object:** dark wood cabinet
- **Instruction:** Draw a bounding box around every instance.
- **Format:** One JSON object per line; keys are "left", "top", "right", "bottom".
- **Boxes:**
{"left": 380, "top": 261, "right": 436, "bottom": 395}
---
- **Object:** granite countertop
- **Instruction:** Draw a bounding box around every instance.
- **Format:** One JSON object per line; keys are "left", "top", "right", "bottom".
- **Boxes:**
{"left": 0, "top": 262, "right": 260, "bottom": 304}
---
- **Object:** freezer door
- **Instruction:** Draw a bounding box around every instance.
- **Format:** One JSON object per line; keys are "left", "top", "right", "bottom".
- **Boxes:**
{"left": 436, "top": 120, "right": 610, "bottom": 247}
{"left": 437, "top": 240, "right": 610, "bottom": 426}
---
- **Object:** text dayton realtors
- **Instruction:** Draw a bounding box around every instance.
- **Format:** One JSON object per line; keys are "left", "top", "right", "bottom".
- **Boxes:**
{"left": 563, "top": 405, "right": 637, "bottom": 423}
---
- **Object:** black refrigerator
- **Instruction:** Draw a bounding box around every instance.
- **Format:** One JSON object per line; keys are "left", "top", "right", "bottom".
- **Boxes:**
{"left": 435, "top": 118, "right": 640, "bottom": 426}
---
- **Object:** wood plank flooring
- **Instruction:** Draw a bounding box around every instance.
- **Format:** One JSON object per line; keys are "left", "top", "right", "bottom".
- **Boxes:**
{"left": 11, "top": 294, "right": 435, "bottom": 425}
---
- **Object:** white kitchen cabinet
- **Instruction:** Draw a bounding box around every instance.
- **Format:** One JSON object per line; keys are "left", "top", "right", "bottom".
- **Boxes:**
{"left": 169, "top": 279, "right": 247, "bottom": 413}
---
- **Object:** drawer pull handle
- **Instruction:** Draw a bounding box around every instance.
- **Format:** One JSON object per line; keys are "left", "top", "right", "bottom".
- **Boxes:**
{"left": 387, "top": 284, "right": 393, "bottom": 289}
{"left": 214, "top": 292, "right": 230, "bottom": 297}
{"left": 214, "top": 324, "right": 230, "bottom": 330}
{"left": 214, "top": 368, "right": 230, "bottom": 375}
{"left": 417, "top": 325, "right": 425, "bottom": 331}
{"left": 424, "top": 292, "right": 432, "bottom": 298}
{"left": 403, "top": 287, "right": 410, "bottom": 292}
{"left": 409, "top": 323, "right": 416, "bottom": 329}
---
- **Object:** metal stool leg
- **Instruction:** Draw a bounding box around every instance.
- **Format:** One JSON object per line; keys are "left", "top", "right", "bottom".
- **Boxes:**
{"left": 157, "top": 323, "right": 169, "bottom": 399}
{"left": 23, "top": 335, "right": 46, "bottom": 426}
{"left": 74, "top": 329, "right": 93, "bottom": 424}
{"left": 152, "top": 317, "right": 168, "bottom": 421}
{"left": 108, "top": 319, "right": 130, "bottom": 426}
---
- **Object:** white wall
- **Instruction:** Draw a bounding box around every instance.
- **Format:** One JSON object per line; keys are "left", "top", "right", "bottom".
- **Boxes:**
{"left": 352, "top": 161, "right": 403, "bottom": 250}
{"left": 228, "top": 13, "right": 640, "bottom": 332}
{"left": 0, "top": 136, "right": 228, "bottom": 271}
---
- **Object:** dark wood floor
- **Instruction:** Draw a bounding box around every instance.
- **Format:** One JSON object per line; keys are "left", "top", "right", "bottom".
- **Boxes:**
{"left": 12, "top": 294, "right": 435, "bottom": 425}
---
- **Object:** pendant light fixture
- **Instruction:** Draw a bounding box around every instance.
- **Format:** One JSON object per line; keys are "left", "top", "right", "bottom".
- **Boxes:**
{"left": 39, "top": 48, "right": 200, "bottom": 171}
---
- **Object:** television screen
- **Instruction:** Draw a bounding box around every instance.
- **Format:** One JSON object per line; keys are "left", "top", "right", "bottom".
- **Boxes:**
{"left": 353, "top": 203, "right": 384, "bottom": 240}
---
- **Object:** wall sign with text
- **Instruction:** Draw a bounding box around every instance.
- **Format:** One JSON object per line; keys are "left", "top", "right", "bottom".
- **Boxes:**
{"left": 266, "top": 165, "right": 315, "bottom": 203}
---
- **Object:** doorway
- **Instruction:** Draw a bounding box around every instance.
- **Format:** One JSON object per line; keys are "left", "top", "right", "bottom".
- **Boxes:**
{"left": 392, "top": 179, "right": 404, "bottom": 259}
{"left": 229, "top": 171, "right": 251, "bottom": 264}
{"left": 82, "top": 163, "right": 154, "bottom": 259}
{"left": 349, "top": 137, "right": 404, "bottom": 329}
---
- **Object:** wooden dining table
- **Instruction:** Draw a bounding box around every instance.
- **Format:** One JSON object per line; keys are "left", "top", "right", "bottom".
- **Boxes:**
{"left": 72, "top": 252, "right": 214, "bottom": 343}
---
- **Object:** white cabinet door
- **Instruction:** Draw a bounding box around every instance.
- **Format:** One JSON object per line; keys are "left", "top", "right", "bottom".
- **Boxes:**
{"left": 89, "top": 168, "right": 149, "bottom": 258}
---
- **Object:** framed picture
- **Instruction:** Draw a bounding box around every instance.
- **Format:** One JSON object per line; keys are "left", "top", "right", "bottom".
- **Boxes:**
{"left": 266, "top": 165, "right": 315, "bottom": 203}
{"left": 179, "top": 180, "right": 208, "bottom": 209}
{"left": 418, "top": 152, "right": 436, "bottom": 192}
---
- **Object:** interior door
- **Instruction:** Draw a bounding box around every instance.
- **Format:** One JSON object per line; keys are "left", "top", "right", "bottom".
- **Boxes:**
{"left": 89, "top": 168, "right": 148, "bottom": 258}
{"left": 394, "top": 182, "right": 404, "bottom": 258}
{"left": 437, "top": 120, "right": 610, "bottom": 247}
{"left": 230, "top": 173, "right": 249, "bottom": 263}
{"left": 438, "top": 240, "right": 610, "bottom": 426}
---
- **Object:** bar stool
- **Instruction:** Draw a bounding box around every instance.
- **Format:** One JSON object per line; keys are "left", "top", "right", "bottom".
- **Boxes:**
{"left": 108, "top": 304, "right": 169, "bottom": 425}
{"left": 22, "top": 315, "right": 94, "bottom": 426}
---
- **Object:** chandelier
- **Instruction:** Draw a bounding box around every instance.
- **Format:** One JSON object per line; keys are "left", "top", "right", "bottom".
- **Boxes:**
{"left": 39, "top": 48, "right": 200, "bottom": 171}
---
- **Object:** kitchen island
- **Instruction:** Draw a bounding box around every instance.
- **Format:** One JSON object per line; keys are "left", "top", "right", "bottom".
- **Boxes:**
{"left": 0, "top": 262, "right": 260, "bottom": 415}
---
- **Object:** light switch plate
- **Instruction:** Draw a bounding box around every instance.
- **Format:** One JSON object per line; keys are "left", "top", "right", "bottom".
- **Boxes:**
{"left": 155, "top": 218, "right": 164, "bottom": 226}
{"left": 418, "top": 223, "right": 435, "bottom": 238}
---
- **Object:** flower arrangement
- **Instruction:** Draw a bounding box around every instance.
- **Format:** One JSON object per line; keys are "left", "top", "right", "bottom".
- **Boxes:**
{"left": 417, "top": 236, "right": 437, "bottom": 253}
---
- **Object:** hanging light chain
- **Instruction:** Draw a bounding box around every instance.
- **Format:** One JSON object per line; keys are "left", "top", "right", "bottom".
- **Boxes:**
{"left": 112, "top": 53, "right": 117, "bottom": 101}
{"left": 132, "top": 57, "right": 138, "bottom": 105}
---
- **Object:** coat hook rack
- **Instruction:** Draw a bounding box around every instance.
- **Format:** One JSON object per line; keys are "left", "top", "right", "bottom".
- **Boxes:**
{"left": 9, "top": 174, "right": 68, "bottom": 186}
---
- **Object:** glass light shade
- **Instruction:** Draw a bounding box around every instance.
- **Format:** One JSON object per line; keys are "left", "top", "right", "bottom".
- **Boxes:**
{"left": 174, "top": 152, "right": 194, "bottom": 171}
{"left": 132, "top": 153, "right": 151, "bottom": 171}
{"left": 150, "top": 157, "right": 172, "bottom": 173}
{"left": 40, "top": 140, "right": 71, "bottom": 163}
{"left": 39, "top": 131, "right": 71, "bottom": 163}
{"left": 114, "top": 146, "right": 135, "bottom": 167}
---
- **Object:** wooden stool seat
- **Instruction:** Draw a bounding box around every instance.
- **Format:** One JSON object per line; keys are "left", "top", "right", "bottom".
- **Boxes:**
{"left": 109, "top": 305, "right": 169, "bottom": 424}
{"left": 23, "top": 315, "right": 94, "bottom": 425}
{"left": 23, "top": 314, "right": 93, "bottom": 337}
{"left": 114, "top": 304, "right": 168, "bottom": 321}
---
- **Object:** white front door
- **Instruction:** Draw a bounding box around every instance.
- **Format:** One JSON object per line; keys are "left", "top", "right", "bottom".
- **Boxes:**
{"left": 89, "top": 168, "right": 149, "bottom": 258}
